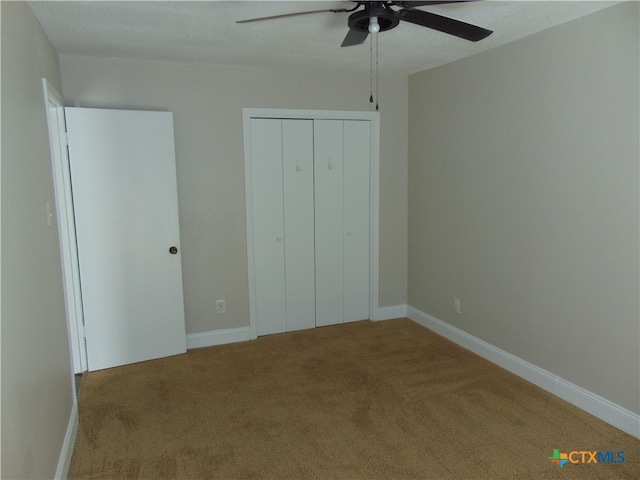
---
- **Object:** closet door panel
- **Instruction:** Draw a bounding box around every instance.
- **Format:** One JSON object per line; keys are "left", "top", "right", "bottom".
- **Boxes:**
{"left": 343, "top": 120, "right": 371, "bottom": 322}
{"left": 314, "top": 120, "right": 344, "bottom": 327}
{"left": 282, "top": 120, "right": 316, "bottom": 331}
{"left": 251, "top": 119, "right": 286, "bottom": 335}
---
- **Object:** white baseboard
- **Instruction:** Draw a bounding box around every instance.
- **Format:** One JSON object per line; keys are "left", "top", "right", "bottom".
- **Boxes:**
{"left": 187, "top": 308, "right": 411, "bottom": 348}
{"left": 186, "top": 326, "right": 253, "bottom": 350}
{"left": 373, "top": 304, "right": 408, "bottom": 321}
{"left": 407, "top": 306, "right": 640, "bottom": 439}
{"left": 55, "top": 400, "right": 78, "bottom": 480}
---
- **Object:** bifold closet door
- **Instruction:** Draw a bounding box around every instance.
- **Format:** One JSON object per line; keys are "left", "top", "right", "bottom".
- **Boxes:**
{"left": 314, "top": 120, "right": 344, "bottom": 327}
{"left": 343, "top": 120, "right": 371, "bottom": 322}
{"left": 314, "top": 120, "right": 371, "bottom": 327}
{"left": 250, "top": 118, "right": 315, "bottom": 335}
{"left": 251, "top": 118, "right": 286, "bottom": 336}
{"left": 282, "top": 120, "right": 315, "bottom": 332}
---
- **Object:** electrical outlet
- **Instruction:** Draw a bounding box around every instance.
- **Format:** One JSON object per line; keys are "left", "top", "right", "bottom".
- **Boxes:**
{"left": 216, "top": 299, "right": 226, "bottom": 314}
{"left": 453, "top": 298, "right": 461, "bottom": 315}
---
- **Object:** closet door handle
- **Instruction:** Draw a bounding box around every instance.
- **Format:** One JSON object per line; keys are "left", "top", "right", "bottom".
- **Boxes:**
{"left": 276, "top": 236, "right": 283, "bottom": 242}
{"left": 346, "top": 231, "right": 352, "bottom": 237}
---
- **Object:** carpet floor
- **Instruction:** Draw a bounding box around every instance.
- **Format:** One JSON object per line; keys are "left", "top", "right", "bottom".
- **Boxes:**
{"left": 68, "top": 318, "right": 639, "bottom": 479}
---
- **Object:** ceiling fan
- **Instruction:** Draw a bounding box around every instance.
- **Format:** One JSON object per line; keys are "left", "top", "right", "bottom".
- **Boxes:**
{"left": 237, "top": 1, "right": 493, "bottom": 47}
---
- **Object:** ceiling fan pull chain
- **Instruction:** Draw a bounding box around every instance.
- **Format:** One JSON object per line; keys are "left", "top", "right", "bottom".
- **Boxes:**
{"left": 369, "top": 32, "right": 374, "bottom": 104}
{"left": 375, "top": 31, "right": 380, "bottom": 111}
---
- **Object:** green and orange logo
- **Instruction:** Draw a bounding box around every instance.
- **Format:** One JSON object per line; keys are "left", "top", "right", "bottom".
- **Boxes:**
{"left": 549, "top": 449, "right": 568, "bottom": 467}
{"left": 549, "top": 449, "right": 625, "bottom": 468}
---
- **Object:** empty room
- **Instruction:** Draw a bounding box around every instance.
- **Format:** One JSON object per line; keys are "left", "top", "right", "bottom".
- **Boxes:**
{"left": 2, "top": 1, "right": 638, "bottom": 478}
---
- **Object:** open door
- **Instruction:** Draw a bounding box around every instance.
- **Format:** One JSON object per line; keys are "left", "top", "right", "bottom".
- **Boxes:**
{"left": 65, "top": 107, "right": 187, "bottom": 371}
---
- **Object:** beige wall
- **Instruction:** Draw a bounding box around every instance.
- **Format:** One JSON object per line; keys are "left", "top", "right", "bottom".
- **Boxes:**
{"left": 59, "top": 56, "right": 409, "bottom": 334}
{"left": 408, "top": 2, "right": 639, "bottom": 413}
{"left": 1, "top": 2, "right": 75, "bottom": 478}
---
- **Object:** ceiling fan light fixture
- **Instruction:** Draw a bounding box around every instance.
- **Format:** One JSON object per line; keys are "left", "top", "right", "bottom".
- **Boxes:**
{"left": 348, "top": 7, "right": 399, "bottom": 34}
{"left": 368, "top": 16, "right": 380, "bottom": 33}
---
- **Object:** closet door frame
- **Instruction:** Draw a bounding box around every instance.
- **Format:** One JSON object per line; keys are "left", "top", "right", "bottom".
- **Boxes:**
{"left": 243, "top": 108, "right": 381, "bottom": 339}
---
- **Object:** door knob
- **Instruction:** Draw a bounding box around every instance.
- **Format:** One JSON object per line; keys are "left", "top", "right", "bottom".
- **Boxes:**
{"left": 169, "top": 246, "right": 178, "bottom": 254}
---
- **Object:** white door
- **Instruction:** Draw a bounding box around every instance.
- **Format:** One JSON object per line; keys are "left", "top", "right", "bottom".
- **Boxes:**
{"left": 343, "top": 120, "right": 371, "bottom": 322}
{"left": 315, "top": 119, "right": 371, "bottom": 327}
{"left": 65, "top": 107, "right": 187, "bottom": 371}
{"left": 314, "top": 120, "right": 345, "bottom": 327}
{"left": 250, "top": 118, "right": 287, "bottom": 336}
{"left": 250, "top": 119, "right": 316, "bottom": 335}
{"left": 244, "top": 110, "right": 376, "bottom": 336}
{"left": 282, "top": 120, "right": 316, "bottom": 331}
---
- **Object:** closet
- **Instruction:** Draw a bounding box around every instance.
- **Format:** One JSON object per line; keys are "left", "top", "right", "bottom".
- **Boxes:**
{"left": 246, "top": 113, "right": 372, "bottom": 336}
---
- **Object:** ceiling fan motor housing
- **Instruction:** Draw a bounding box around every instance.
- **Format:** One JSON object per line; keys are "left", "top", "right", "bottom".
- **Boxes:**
{"left": 348, "top": 3, "right": 400, "bottom": 33}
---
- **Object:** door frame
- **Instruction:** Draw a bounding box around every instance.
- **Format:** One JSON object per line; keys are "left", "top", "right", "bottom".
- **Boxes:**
{"left": 42, "top": 79, "right": 88, "bottom": 373}
{"left": 242, "top": 108, "right": 381, "bottom": 339}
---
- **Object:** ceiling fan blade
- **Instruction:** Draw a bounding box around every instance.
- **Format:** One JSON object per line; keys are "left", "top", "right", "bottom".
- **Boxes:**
{"left": 341, "top": 29, "right": 369, "bottom": 47}
{"left": 237, "top": 8, "right": 348, "bottom": 24}
{"left": 400, "top": 8, "right": 492, "bottom": 41}
{"left": 394, "top": 1, "right": 476, "bottom": 6}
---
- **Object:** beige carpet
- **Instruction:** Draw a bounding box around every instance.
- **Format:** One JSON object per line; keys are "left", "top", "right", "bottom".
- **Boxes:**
{"left": 69, "top": 318, "right": 638, "bottom": 479}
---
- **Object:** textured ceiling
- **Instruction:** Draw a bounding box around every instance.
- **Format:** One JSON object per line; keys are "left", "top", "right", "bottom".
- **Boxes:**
{"left": 29, "top": 1, "right": 617, "bottom": 75}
